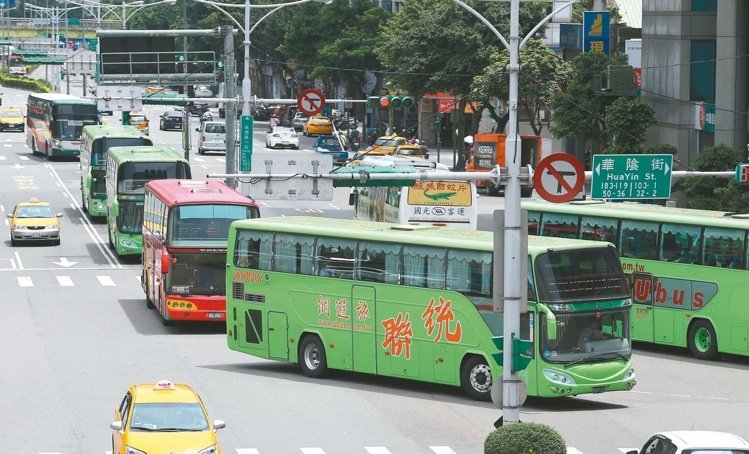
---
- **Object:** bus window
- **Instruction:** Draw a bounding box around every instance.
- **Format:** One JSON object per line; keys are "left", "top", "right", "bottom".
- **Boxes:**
{"left": 580, "top": 215, "right": 617, "bottom": 242}
{"left": 540, "top": 212, "right": 578, "bottom": 239}
{"left": 703, "top": 227, "right": 745, "bottom": 268}
{"left": 274, "top": 233, "right": 315, "bottom": 274}
{"left": 527, "top": 211, "right": 540, "bottom": 235}
{"left": 446, "top": 249, "right": 492, "bottom": 296}
{"left": 619, "top": 220, "right": 658, "bottom": 259}
{"left": 403, "top": 245, "right": 446, "bottom": 289}
{"left": 316, "top": 239, "right": 356, "bottom": 278}
{"left": 234, "top": 230, "right": 272, "bottom": 269}
{"left": 357, "top": 241, "right": 400, "bottom": 284}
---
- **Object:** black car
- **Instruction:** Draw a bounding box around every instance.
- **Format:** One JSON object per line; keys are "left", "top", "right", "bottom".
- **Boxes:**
{"left": 187, "top": 101, "right": 209, "bottom": 116}
{"left": 159, "top": 109, "right": 184, "bottom": 131}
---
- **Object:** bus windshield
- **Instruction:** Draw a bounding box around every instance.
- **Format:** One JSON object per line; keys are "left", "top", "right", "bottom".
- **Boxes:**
{"left": 169, "top": 204, "right": 259, "bottom": 244}
{"left": 53, "top": 116, "right": 98, "bottom": 140}
{"left": 117, "top": 162, "right": 191, "bottom": 194}
{"left": 118, "top": 200, "right": 144, "bottom": 234}
{"left": 540, "top": 309, "right": 631, "bottom": 363}
{"left": 166, "top": 252, "right": 226, "bottom": 296}
{"left": 534, "top": 248, "right": 630, "bottom": 303}
{"left": 92, "top": 137, "right": 152, "bottom": 166}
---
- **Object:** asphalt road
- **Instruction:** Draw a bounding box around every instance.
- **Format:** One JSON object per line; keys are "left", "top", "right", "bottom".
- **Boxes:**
{"left": 1, "top": 84, "right": 749, "bottom": 454}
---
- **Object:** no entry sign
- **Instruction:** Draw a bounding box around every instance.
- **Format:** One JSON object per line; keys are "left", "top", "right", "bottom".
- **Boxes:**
{"left": 297, "top": 88, "right": 325, "bottom": 116}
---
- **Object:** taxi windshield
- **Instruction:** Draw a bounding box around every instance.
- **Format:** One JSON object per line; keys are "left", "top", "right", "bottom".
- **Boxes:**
{"left": 130, "top": 403, "right": 208, "bottom": 431}
{"left": 17, "top": 206, "right": 54, "bottom": 218}
{"left": 2, "top": 110, "right": 22, "bottom": 118}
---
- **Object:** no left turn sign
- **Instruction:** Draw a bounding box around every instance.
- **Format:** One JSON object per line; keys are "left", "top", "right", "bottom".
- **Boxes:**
{"left": 297, "top": 88, "right": 325, "bottom": 116}
{"left": 533, "top": 153, "right": 585, "bottom": 203}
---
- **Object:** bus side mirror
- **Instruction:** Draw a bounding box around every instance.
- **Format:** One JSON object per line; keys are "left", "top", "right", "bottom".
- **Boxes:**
{"left": 111, "top": 203, "right": 119, "bottom": 217}
{"left": 546, "top": 313, "right": 557, "bottom": 341}
{"left": 161, "top": 253, "right": 171, "bottom": 274}
{"left": 348, "top": 190, "right": 357, "bottom": 206}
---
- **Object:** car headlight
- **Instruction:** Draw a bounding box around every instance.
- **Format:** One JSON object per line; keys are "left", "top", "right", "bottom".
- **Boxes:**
{"left": 125, "top": 446, "right": 147, "bottom": 454}
{"left": 543, "top": 369, "right": 577, "bottom": 385}
{"left": 198, "top": 445, "right": 218, "bottom": 454}
{"left": 47, "top": 224, "right": 59, "bottom": 230}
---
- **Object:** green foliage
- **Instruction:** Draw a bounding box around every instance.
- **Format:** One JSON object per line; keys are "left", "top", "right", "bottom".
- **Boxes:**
{"left": 0, "top": 71, "right": 51, "bottom": 93}
{"left": 644, "top": 143, "right": 678, "bottom": 156}
{"left": 471, "top": 38, "right": 567, "bottom": 135}
{"left": 603, "top": 97, "right": 656, "bottom": 152}
{"left": 675, "top": 144, "right": 749, "bottom": 212}
{"left": 484, "top": 422, "right": 567, "bottom": 454}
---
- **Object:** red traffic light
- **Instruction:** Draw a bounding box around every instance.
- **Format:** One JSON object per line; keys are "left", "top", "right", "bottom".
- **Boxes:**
{"left": 379, "top": 96, "right": 391, "bottom": 108}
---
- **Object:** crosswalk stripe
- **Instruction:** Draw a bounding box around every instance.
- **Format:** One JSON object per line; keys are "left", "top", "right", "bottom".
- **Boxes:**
{"left": 56, "top": 276, "right": 74, "bottom": 287}
{"left": 97, "top": 275, "right": 116, "bottom": 286}
{"left": 19, "top": 155, "right": 30, "bottom": 160}
{"left": 301, "top": 449, "right": 327, "bottom": 454}
{"left": 567, "top": 448, "right": 584, "bottom": 454}
{"left": 236, "top": 450, "right": 260, "bottom": 454}
{"left": 431, "top": 447, "right": 457, "bottom": 454}
{"left": 18, "top": 276, "right": 32, "bottom": 287}
{"left": 365, "top": 448, "right": 392, "bottom": 454}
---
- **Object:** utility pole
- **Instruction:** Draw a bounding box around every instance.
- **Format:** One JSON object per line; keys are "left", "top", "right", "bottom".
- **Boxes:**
{"left": 221, "top": 25, "right": 237, "bottom": 189}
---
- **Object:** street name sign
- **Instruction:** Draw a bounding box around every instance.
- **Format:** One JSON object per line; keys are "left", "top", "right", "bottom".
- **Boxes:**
{"left": 591, "top": 154, "right": 673, "bottom": 200}
{"left": 240, "top": 115, "right": 254, "bottom": 172}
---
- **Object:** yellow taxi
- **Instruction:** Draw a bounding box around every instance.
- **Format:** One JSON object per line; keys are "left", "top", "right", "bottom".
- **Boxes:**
{"left": 8, "top": 197, "right": 62, "bottom": 246}
{"left": 365, "top": 135, "right": 408, "bottom": 156}
{"left": 111, "top": 380, "right": 225, "bottom": 454}
{"left": 394, "top": 143, "right": 429, "bottom": 159}
{"left": 128, "top": 111, "right": 150, "bottom": 135}
{"left": 302, "top": 115, "right": 334, "bottom": 136}
{"left": 0, "top": 105, "right": 25, "bottom": 132}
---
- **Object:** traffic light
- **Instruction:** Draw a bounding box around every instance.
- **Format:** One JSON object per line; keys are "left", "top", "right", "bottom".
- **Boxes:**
{"left": 60, "top": 68, "right": 66, "bottom": 80}
{"left": 490, "top": 334, "right": 533, "bottom": 373}
{"left": 367, "top": 95, "right": 415, "bottom": 109}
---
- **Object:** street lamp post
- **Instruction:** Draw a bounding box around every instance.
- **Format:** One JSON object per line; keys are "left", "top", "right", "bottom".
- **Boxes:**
{"left": 449, "top": 0, "right": 575, "bottom": 425}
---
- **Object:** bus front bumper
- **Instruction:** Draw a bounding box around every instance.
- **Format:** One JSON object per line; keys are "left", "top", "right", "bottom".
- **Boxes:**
{"left": 538, "top": 367, "right": 636, "bottom": 398}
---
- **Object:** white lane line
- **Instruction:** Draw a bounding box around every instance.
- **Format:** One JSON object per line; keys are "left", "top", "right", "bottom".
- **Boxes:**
{"left": 14, "top": 251, "right": 24, "bottom": 269}
{"left": 431, "top": 447, "right": 457, "bottom": 454}
{"left": 18, "top": 276, "right": 33, "bottom": 287}
{"left": 97, "top": 275, "right": 116, "bottom": 286}
{"left": 56, "top": 276, "right": 74, "bottom": 287}
{"left": 301, "top": 449, "right": 327, "bottom": 454}
{"left": 236, "top": 450, "right": 261, "bottom": 454}
{"left": 366, "top": 448, "right": 393, "bottom": 454}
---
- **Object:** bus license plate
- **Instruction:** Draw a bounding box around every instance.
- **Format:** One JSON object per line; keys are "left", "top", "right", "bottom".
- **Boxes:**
{"left": 207, "top": 312, "right": 223, "bottom": 319}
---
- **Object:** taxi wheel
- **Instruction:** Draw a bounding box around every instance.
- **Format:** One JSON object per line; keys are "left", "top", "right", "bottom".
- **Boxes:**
{"left": 299, "top": 335, "right": 327, "bottom": 378}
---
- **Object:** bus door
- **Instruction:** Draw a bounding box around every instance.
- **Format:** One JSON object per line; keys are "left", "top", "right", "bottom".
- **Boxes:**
{"left": 351, "top": 285, "right": 377, "bottom": 374}
{"left": 630, "top": 272, "right": 655, "bottom": 343}
{"left": 268, "top": 311, "right": 289, "bottom": 360}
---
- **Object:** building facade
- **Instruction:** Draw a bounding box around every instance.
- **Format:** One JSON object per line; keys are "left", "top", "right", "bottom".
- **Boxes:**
{"left": 642, "top": 0, "right": 749, "bottom": 169}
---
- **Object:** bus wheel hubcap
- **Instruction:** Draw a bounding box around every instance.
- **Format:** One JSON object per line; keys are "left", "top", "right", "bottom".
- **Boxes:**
{"left": 305, "top": 345, "right": 320, "bottom": 369}
{"left": 470, "top": 364, "right": 491, "bottom": 392}
{"left": 695, "top": 328, "right": 711, "bottom": 352}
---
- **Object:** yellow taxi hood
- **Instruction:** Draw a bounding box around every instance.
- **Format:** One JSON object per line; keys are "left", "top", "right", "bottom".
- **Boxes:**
{"left": 14, "top": 216, "right": 58, "bottom": 227}
{"left": 124, "top": 430, "right": 218, "bottom": 453}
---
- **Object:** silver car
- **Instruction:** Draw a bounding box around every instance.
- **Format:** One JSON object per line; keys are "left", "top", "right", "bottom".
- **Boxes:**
{"left": 196, "top": 121, "right": 226, "bottom": 154}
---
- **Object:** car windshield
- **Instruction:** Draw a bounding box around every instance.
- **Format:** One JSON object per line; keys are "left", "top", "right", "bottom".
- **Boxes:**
{"left": 129, "top": 402, "right": 209, "bottom": 432}
{"left": 397, "top": 148, "right": 421, "bottom": 155}
{"left": 375, "top": 138, "right": 401, "bottom": 147}
{"left": 16, "top": 206, "right": 54, "bottom": 218}
{"left": 2, "top": 111, "right": 22, "bottom": 118}
{"left": 311, "top": 118, "right": 330, "bottom": 125}
{"left": 318, "top": 137, "right": 339, "bottom": 147}
{"left": 204, "top": 124, "right": 225, "bottom": 134}
{"left": 130, "top": 115, "right": 146, "bottom": 122}
{"left": 274, "top": 127, "right": 293, "bottom": 134}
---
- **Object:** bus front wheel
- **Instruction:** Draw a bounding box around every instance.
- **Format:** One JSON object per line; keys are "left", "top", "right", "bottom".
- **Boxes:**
{"left": 688, "top": 319, "right": 718, "bottom": 360}
{"left": 461, "top": 356, "right": 492, "bottom": 401}
{"left": 299, "top": 335, "right": 328, "bottom": 378}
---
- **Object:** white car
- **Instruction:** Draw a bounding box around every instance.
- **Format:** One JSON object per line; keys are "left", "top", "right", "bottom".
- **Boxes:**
{"left": 626, "top": 431, "right": 749, "bottom": 454}
{"left": 196, "top": 120, "right": 226, "bottom": 154}
{"left": 266, "top": 126, "right": 299, "bottom": 149}
{"left": 194, "top": 85, "right": 214, "bottom": 98}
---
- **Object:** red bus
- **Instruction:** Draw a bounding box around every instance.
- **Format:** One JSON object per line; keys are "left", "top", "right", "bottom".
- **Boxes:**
{"left": 142, "top": 179, "right": 261, "bottom": 325}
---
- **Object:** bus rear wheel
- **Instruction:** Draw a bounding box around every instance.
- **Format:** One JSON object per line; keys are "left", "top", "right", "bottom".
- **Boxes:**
{"left": 688, "top": 319, "right": 718, "bottom": 360}
{"left": 461, "top": 356, "right": 492, "bottom": 401}
{"left": 299, "top": 335, "right": 328, "bottom": 378}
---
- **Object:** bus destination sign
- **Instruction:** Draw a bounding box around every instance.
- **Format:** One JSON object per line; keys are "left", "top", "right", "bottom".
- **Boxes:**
{"left": 591, "top": 154, "right": 673, "bottom": 200}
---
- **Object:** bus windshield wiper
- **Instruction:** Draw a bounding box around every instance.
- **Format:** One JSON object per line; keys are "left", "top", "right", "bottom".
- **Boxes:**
{"left": 564, "top": 351, "right": 629, "bottom": 368}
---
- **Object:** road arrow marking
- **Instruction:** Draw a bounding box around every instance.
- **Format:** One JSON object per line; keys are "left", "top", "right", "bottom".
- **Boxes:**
{"left": 53, "top": 257, "right": 77, "bottom": 267}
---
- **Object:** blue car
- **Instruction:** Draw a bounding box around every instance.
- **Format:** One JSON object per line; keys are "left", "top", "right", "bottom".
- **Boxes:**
{"left": 315, "top": 135, "right": 348, "bottom": 164}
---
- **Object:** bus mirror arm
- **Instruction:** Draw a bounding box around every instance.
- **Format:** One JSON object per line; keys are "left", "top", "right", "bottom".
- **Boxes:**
{"left": 538, "top": 304, "right": 558, "bottom": 341}
{"left": 161, "top": 253, "right": 171, "bottom": 274}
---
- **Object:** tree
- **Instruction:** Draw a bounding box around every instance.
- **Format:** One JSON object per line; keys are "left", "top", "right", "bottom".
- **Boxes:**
{"left": 548, "top": 51, "right": 627, "bottom": 165}
{"left": 675, "top": 144, "right": 749, "bottom": 212}
{"left": 471, "top": 38, "right": 567, "bottom": 135}
{"left": 602, "top": 96, "right": 656, "bottom": 153}
{"left": 484, "top": 422, "right": 567, "bottom": 454}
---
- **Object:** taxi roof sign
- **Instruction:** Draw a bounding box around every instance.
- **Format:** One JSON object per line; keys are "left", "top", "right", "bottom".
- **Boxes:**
{"left": 154, "top": 379, "right": 176, "bottom": 390}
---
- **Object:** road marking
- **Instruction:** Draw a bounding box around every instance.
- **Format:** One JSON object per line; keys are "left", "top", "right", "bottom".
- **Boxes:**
{"left": 431, "top": 447, "right": 457, "bottom": 454}
{"left": 301, "top": 449, "right": 327, "bottom": 454}
{"left": 14, "top": 251, "right": 24, "bottom": 269}
{"left": 56, "top": 276, "right": 74, "bottom": 287}
{"left": 19, "top": 155, "right": 30, "bottom": 161}
{"left": 192, "top": 157, "right": 206, "bottom": 162}
{"left": 97, "top": 275, "right": 116, "bottom": 286}
{"left": 236, "top": 450, "right": 260, "bottom": 454}
{"left": 567, "top": 448, "right": 584, "bottom": 454}
{"left": 18, "top": 276, "right": 33, "bottom": 287}
{"left": 365, "top": 448, "right": 392, "bottom": 454}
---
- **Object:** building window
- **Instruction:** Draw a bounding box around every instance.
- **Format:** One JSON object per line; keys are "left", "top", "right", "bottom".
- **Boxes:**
{"left": 691, "top": 0, "right": 717, "bottom": 12}
{"left": 690, "top": 40, "right": 716, "bottom": 103}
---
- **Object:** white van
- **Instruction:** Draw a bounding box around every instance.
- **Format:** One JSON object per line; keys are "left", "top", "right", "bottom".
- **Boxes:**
{"left": 196, "top": 121, "right": 226, "bottom": 154}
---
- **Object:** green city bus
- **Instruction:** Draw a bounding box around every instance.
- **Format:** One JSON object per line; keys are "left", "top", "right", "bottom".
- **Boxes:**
{"left": 27, "top": 93, "right": 99, "bottom": 159}
{"left": 80, "top": 125, "right": 153, "bottom": 218}
{"left": 226, "top": 217, "right": 636, "bottom": 400}
{"left": 105, "top": 145, "right": 191, "bottom": 257}
{"left": 523, "top": 199, "right": 749, "bottom": 360}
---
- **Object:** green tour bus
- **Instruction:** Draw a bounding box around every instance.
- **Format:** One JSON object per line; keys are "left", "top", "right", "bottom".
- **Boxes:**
{"left": 226, "top": 216, "right": 636, "bottom": 400}
{"left": 80, "top": 125, "right": 153, "bottom": 218}
{"left": 523, "top": 199, "right": 749, "bottom": 360}
{"left": 105, "top": 145, "right": 191, "bottom": 257}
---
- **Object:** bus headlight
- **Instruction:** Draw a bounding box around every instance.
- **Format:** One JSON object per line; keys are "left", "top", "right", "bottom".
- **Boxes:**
{"left": 625, "top": 368, "right": 635, "bottom": 380}
{"left": 52, "top": 139, "right": 62, "bottom": 148}
{"left": 543, "top": 369, "right": 577, "bottom": 385}
{"left": 120, "top": 238, "right": 135, "bottom": 248}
